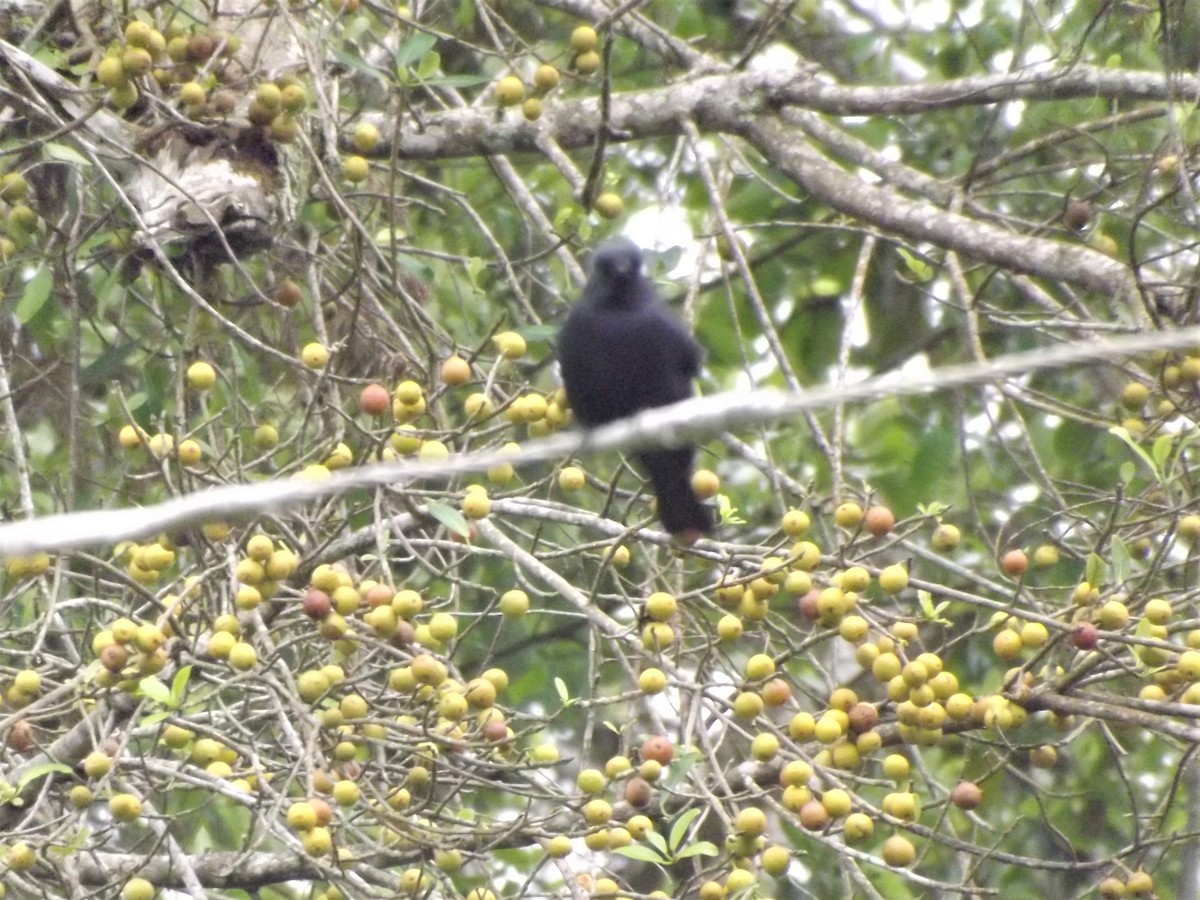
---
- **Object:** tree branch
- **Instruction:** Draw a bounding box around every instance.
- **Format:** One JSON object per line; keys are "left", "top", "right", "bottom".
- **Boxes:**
{"left": 1, "top": 323, "right": 1199, "bottom": 557}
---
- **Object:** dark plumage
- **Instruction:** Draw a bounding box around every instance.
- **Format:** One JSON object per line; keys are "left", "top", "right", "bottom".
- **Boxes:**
{"left": 557, "top": 239, "right": 713, "bottom": 542}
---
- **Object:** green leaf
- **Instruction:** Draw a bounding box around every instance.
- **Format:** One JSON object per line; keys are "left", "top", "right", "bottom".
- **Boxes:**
{"left": 518, "top": 324, "right": 558, "bottom": 342}
{"left": 1110, "top": 536, "right": 1132, "bottom": 586}
{"left": 661, "top": 748, "right": 699, "bottom": 790}
{"left": 676, "top": 840, "right": 720, "bottom": 859}
{"left": 16, "top": 762, "right": 72, "bottom": 793}
{"left": 1085, "top": 552, "right": 1106, "bottom": 589}
{"left": 613, "top": 844, "right": 670, "bottom": 863}
{"left": 342, "top": 14, "right": 371, "bottom": 42}
{"left": 417, "top": 50, "right": 441, "bottom": 81}
{"left": 16, "top": 268, "right": 52, "bottom": 324}
{"left": 138, "top": 675, "right": 172, "bottom": 706}
{"left": 668, "top": 807, "right": 701, "bottom": 853}
{"left": 171, "top": 665, "right": 193, "bottom": 704}
{"left": 423, "top": 73, "right": 490, "bottom": 88}
{"left": 644, "top": 829, "right": 669, "bottom": 856}
{"left": 395, "top": 252, "right": 434, "bottom": 281}
{"left": 554, "top": 677, "right": 569, "bottom": 704}
{"left": 42, "top": 142, "right": 91, "bottom": 167}
{"left": 395, "top": 32, "right": 437, "bottom": 68}
{"left": 374, "top": 227, "right": 409, "bottom": 246}
{"left": 426, "top": 501, "right": 470, "bottom": 537}
{"left": 81, "top": 342, "right": 138, "bottom": 387}
{"left": 332, "top": 46, "right": 385, "bottom": 81}
{"left": 466, "top": 256, "right": 485, "bottom": 292}
{"left": 1152, "top": 433, "right": 1175, "bottom": 476}
{"left": 896, "top": 246, "right": 933, "bottom": 281}
{"left": 1109, "top": 425, "right": 1160, "bottom": 481}
{"left": 717, "top": 493, "right": 745, "bottom": 524}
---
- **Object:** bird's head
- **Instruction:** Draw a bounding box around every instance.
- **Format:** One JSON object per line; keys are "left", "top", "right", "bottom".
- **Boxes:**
{"left": 591, "top": 238, "right": 643, "bottom": 281}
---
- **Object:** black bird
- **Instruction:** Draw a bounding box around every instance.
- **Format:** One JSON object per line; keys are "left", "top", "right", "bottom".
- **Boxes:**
{"left": 557, "top": 239, "right": 714, "bottom": 543}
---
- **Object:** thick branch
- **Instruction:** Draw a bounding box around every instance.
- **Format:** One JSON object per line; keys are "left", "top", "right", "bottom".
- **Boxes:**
{"left": 386, "top": 66, "right": 1196, "bottom": 160}
{"left": 733, "top": 115, "right": 1133, "bottom": 299}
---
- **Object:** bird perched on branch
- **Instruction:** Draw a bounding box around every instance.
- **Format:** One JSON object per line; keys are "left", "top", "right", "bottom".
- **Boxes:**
{"left": 557, "top": 239, "right": 714, "bottom": 544}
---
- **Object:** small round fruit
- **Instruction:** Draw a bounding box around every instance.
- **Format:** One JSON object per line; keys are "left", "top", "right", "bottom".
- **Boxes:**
{"left": 1020, "top": 621, "right": 1049, "bottom": 648}
{"left": 834, "top": 502, "right": 864, "bottom": 528}
{"left": 557, "top": 465, "right": 586, "bottom": 491}
{"left": 342, "top": 155, "right": 369, "bottom": 183}
{"left": 360, "top": 383, "right": 390, "bottom": 416}
{"left": 691, "top": 468, "right": 719, "bottom": 499}
{"left": 864, "top": 505, "right": 895, "bottom": 535}
{"left": 303, "top": 826, "right": 332, "bottom": 856}
{"left": 6, "top": 841, "right": 35, "bottom": 871}
{"left": 118, "top": 424, "right": 143, "bottom": 449}
{"left": 821, "top": 787, "right": 853, "bottom": 818}
{"left": 645, "top": 591, "right": 677, "bottom": 622}
{"left": 109, "top": 792, "right": 143, "bottom": 822}
{"left": 585, "top": 801, "right": 614, "bottom": 830}
{"left": 534, "top": 63, "right": 560, "bottom": 92}
{"left": 0, "top": 171, "right": 28, "bottom": 202}
{"left": 881, "top": 834, "right": 916, "bottom": 867}
{"left": 571, "top": 25, "right": 598, "bottom": 53}
{"left": 228, "top": 641, "right": 257, "bottom": 670}
{"left": 594, "top": 191, "right": 623, "bottom": 219}
{"left": 575, "top": 50, "right": 601, "bottom": 74}
{"left": 733, "top": 691, "right": 764, "bottom": 720}
{"left": 716, "top": 614, "right": 742, "bottom": 641}
{"left": 993, "top": 629, "right": 1022, "bottom": 660}
{"left": 495, "top": 76, "right": 525, "bottom": 107}
{"left": 575, "top": 768, "right": 605, "bottom": 795}
{"left": 1030, "top": 744, "right": 1058, "bottom": 768}
{"left": 734, "top": 805, "right": 766, "bottom": 837}
{"left": 879, "top": 564, "right": 909, "bottom": 594}
{"left": 1121, "top": 381, "right": 1150, "bottom": 409}
{"left": 1000, "top": 549, "right": 1027, "bottom": 577}
{"left": 494, "top": 331, "right": 526, "bottom": 359}
{"left": 301, "top": 343, "right": 329, "bottom": 369}
{"left": 122, "top": 46, "right": 153, "bottom": 76}
{"left": 949, "top": 781, "right": 982, "bottom": 810}
{"left": 256, "top": 82, "right": 283, "bottom": 110}
{"left": 491, "top": 588, "right": 527, "bottom": 619}
{"left": 1073, "top": 623, "right": 1099, "bottom": 649}
{"left": 641, "top": 735, "right": 674, "bottom": 765}
{"left": 522, "top": 98, "right": 543, "bottom": 120}
{"left": 281, "top": 83, "right": 307, "bottom": 112}
{"left": 462, "top": 490, "right": 491, "bottom": 520}
{"left": 122, "top": 878, "right": 155, "bottom": 900}
{"left": 83, "top": 750, "right": 112, "bottom": 778}
{"left": 353, "top": 122, "right": 380, "bottom": 152}
{"left": 441, "top": 355, "right": 471, "bottom": 385}
{"left": 427, "top": 612, "right": 458, "bottom": 643}
{"left": 177, "top": 439, "right": 202, "bottom": 465}
{"left": 931, "top": 523, "right": 961, "bottom": 551}
{"left": 180, "top": 81, "right": 206, "bottom": 108}
{"left": 639, "top": 667, "right": 667, "bottom": 694}
{"left": 275, "top": 279, "right": 303, "bottom": 308}
{"left": 1125, "top": 870, "right": 1153, "bottom": 894}
{"left": 844, "top": 811, "right": 874, "bottom": 843}
{"left": 800, "top": 798, "right": 830, "bottom": 830}
{"left": 761, "top": 844, "right": 790, "bottom": 876}
{"left": 184, "top": 364, "right": 216, "bottom": 396}
{"left": 1033, "top": 544, "right": 1060, "bottom": 568}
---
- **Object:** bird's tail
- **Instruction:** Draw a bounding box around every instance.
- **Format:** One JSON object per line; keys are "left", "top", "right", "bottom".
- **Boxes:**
{"left": 638, "top": 449, "right": 714, "bottom": 544}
